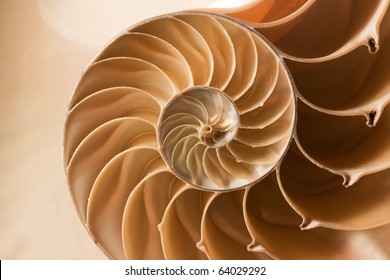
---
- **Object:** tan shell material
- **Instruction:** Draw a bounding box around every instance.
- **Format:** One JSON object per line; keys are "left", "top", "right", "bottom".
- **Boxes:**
{"left": 64, "top": 1, "right": 390, "bottom": 260}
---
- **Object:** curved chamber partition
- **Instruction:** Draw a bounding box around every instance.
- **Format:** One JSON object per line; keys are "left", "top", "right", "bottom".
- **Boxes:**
{"left": 64, "top": 1, "right": 390, "bottom": 259}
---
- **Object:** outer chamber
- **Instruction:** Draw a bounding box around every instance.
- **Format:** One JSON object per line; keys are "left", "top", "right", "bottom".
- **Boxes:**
{"left": 64, "top": 1, "right": 390, "bottom": 260}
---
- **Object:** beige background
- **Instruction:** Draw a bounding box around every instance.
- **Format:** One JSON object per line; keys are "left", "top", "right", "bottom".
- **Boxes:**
{"left": 0, "top": 0, "right": 250, "bottom": 259}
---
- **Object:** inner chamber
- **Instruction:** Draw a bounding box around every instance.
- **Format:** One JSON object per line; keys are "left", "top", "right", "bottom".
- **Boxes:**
{"left": 158, "top": 82, "right": 295, "bottom": 191}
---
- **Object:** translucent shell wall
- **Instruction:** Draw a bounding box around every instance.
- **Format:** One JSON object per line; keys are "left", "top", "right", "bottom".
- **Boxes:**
{"left": 64, "top": 0, "right": 390, "bottom": 260}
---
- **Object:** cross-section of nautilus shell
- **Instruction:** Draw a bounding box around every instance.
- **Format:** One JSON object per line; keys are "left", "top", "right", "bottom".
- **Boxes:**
{"left": 64, "top": 0, "right": 390, "bottom": 259}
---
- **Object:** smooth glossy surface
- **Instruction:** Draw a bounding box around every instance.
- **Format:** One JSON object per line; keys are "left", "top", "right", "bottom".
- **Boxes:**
{"left": 63, "top": 1, "right": 390, "bottom": 260}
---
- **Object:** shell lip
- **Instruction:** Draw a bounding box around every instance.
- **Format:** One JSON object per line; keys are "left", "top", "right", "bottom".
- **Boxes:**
{"left": 192, "top": 0, "right": 317, "bottom": 27}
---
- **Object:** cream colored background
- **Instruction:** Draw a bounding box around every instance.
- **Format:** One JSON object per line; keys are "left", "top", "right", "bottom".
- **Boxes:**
{"left": 0, "top": 0, "right": 254, "bottom": 259}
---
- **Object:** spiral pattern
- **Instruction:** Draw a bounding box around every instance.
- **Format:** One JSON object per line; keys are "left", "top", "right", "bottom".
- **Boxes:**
{"left": 158, "top": 59, "right": 294, "bottom": 190}
{"left": 64, "top": 1, "right": 390, "bottom": 260}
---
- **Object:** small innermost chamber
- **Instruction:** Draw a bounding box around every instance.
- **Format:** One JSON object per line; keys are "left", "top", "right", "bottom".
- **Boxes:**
{"left": 158, "top": 86, "right": 240, "bottom": 185}
{"left": 194, "top": 87, "right": 239, "bottom": 148}
{"left": 159, "top": 87, "right": 240, "bottom": 150}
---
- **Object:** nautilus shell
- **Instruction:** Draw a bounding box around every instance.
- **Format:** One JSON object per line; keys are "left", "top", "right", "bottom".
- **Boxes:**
{"left": 64, "top": 0, "right": 390, "bottom": 259}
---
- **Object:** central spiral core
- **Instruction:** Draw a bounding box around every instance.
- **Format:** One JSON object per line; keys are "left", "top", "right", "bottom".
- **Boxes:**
{"left": 158, "top": 86, "right": 239, "bottom": 150}
{"left": 158, "top": 86, "right": 242, "bottom": 190}
{"left": 195, "top": 88, "right": 239, "bottom": 148}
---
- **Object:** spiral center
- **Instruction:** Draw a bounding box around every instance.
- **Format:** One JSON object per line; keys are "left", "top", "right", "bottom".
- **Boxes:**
{"left": 159, "top": 86, "right": 239, "bottom": 148}
{"left": 197, "top": 90, "right": 239, "bottom": 148}
{"left": 158, "top": 87, "right": 240, "bottom": 186}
